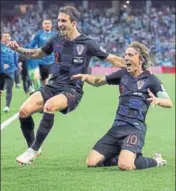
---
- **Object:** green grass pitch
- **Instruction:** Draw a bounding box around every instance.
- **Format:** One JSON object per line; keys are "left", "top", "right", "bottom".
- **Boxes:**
{"left": 1, "top": 74, "right": 175, "bottom": 191}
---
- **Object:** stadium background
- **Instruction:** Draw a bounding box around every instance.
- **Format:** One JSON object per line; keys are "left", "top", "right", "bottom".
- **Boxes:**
{"left": 1, "top": 1, "right": 175, "bottom": 191}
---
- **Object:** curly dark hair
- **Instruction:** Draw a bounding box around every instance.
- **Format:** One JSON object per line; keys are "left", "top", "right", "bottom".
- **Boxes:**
{"left": 59, "top": 6, "right": 80, "bottom": 22}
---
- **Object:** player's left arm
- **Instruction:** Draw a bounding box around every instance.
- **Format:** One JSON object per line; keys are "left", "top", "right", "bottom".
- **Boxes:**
{"left": 88, "top": 41, "right": 126, "bottom": 68}
{"left": 147, "top": 77, "right": 172, "bottom": 108}
{"left": 147, "top": 88, "right": 172, "bottom": 108}
{"left": 105, "top": 54, "right": 126, "bottom": 68}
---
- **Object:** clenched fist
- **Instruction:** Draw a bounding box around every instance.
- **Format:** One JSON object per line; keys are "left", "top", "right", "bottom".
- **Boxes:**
{"left": 6, "top": 41, "right": 19, "bottom": 51}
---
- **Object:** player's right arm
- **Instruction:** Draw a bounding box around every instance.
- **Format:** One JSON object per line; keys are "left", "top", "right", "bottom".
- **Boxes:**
{"left": 71, "top": 74, "right": 107, "bottom": 87}
{"left": 7, "top": 34, "right": 55, "bottom": 59}
{"left": 72, "top": 69, "right": 126, "bottom": 87}
{"left": 7, "top": 41, "right": 47, "bottom": 59}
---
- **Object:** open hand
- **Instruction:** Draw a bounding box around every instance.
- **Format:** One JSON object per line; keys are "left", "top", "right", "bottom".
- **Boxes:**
{"left": 147, "top": 88, "right": 159, "bottom": 106}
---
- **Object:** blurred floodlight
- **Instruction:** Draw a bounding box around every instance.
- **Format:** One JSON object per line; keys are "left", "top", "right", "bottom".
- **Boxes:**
{"left": 124, "top": 4, "right": 127, "bottom": 8}
{"left": 126, "top": 1, "right": 130, "bottom": 4}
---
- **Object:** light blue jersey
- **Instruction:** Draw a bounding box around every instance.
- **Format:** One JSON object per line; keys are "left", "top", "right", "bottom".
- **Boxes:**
{"left": 25, "top": 43, "right": 41, "bottom": 70}
{"left": 28, "top": 30, "right": 56, "bottom": 65}
{"left": 1, "top": 42, "right": 18, "bottom": 75}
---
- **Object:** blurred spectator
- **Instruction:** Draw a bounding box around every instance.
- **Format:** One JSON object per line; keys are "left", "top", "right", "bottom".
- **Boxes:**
{"left": 1, "top": 3, "right": 175, "bottom": 67}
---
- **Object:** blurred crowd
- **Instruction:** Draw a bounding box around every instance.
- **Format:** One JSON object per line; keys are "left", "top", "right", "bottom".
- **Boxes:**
{"left": 1, "top": 3, "right": 175, "bottom": 67}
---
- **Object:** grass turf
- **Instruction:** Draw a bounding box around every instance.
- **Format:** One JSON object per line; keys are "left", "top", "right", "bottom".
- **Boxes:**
{"left": 1, "top": 74, "right": 175, "bottom": 191}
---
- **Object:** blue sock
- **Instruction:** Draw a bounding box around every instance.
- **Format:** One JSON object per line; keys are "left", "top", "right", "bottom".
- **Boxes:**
{"left": 19, "top": 116, "right": 35, "bottom": 147}
{"left": 31, "top": 113, "right": 54, "bottom": 151}
{"left": 135, "top": 155, "right": 157, "bottom": 169}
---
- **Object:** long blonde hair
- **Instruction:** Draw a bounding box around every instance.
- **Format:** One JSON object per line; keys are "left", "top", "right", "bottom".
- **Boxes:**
{"left": 128, "top": 41, "right": 153, "bottom": 70}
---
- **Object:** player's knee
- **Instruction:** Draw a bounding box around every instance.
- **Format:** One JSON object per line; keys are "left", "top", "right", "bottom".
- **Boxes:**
{"left": 44, "top": 98, "right": 67, "bottom": 113}
{"left": 19, "top": 106, "right": 30, "bottom": 118}
{"left": 44, "top": 100, "right": 60, "bottom": 113}
{"left": 118, "top": 150, "right": 136, "bottom": 170}
{"left": 118, "top": 159, "right": 135, "bottom": 171}
{"left": 86, "top": 158, "right": 99, "bottom": 167}
{"left": 43, "top": 101, "right": 54, "bottom": 113}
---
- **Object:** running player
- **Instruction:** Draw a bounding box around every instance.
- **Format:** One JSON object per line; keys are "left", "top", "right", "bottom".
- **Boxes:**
{"left": 7, "top": 6, "right": 125, "bottom": 165}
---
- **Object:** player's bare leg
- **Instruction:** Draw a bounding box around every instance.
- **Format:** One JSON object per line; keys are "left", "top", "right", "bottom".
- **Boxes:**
{"left": 118, "top": 150, "right": 136, "bottom": 170}
{"left": 118, "top": 149, "right": 167, "bottom": 171}
{"left": 86, "top": 150, "right": 106, "bottom": 167}
{"left": 19, "top": 91, "right": 44, "bottom": 118}
{"left": 16, "top": 91, "right": 44, "bottom": 165}
{"left": 16, "top": 94, "right": 68, "bottom": 165}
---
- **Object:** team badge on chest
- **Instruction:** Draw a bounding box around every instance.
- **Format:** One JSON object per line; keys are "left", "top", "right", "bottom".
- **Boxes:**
{"left": 76, "top": 45, "right": 85, "bottom": 55}
{"left": 137, "top": 80, "right": 145, "bottom": 90}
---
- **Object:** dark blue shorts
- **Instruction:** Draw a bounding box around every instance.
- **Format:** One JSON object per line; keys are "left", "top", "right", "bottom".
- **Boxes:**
{"left": 38, "top": 83, "right": 82, "bottom": 114}
{"left": 93, "top": 125, "right": 146, "bottom": 159}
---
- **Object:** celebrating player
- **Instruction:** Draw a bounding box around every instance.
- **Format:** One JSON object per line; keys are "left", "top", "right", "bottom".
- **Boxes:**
{"left": 7, "top": 6, "right": 125, "bottom": 165}
{"left": 72, "top": 41, "right": 172, "bottom": 171}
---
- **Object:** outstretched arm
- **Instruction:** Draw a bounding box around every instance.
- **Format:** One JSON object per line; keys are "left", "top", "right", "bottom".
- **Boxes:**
{"left": 105, "top": 54, "right": 126, "bottom": 68}
{"left": 7, "top": 41, "right": 47, "bottom": 59}
{"left": 71, "top": 74, "right": 107, "bottom": 87}
{"left": 147, "top": 88, "right": 172, "bottom": 108}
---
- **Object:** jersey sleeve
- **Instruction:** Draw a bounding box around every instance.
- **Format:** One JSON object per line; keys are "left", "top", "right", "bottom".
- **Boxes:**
{"left": 150, "top": 75, "right": 168, "bottom": 97}
{"left": 105, "top": 69, "right": 126, "bottom": 85}
{"left": 41, "top": 35, "right": 55, "bottom": 55}
{"left": 88, "top": 40, "right": 109, "bottom": 60}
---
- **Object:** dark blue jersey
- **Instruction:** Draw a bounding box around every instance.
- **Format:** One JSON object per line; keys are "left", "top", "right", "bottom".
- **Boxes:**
{"left": 41, "top": 32, "right": 109, "bottom": 94}
{"left": 106, "top": 69, "right": 165, "bottom": 132}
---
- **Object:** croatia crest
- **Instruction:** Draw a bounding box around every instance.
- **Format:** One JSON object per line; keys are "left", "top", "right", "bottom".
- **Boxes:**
{"left": 137, "top": 80, "right": 145, "bottom": 90}
{"left": 76, "top": 45, "right": 85, "bottom": 55}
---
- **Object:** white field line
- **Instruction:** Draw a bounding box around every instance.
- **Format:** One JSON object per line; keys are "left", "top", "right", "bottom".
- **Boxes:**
{"left": 1, "top": 113, "right": 19, "bottom": 130}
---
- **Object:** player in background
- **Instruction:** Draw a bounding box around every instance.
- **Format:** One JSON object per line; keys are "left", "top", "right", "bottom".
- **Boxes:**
{"left": 0, "top": 55, "right": 5, "bottom": 96}
{"left": 0, "top": 72, "right": 5, "bottom": 96}
{"left": 19, "top": 56, "right": 41, "bottom": 94}
{"left": 26, "top": 58, "right": 41, "bottom": 93}
{"left": 25, "top": 35, "right": 42, "bottom": 93}
{"left": 18, "top": 54, "right": 32, "bottom": 94}
{"left": 1, "top": 32, "right": 19, "bottom": 112}
{"left": 72, "top": 41, "right": 172, "bottom": 171}
{"left": 7, "top": 6, "right": 126, "bottom": 165}
{"left": 28, "top": 19, "right": 56, "bottom": 85}
{"left": 14, "top": 67, "right": 21, "bottom": 88}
